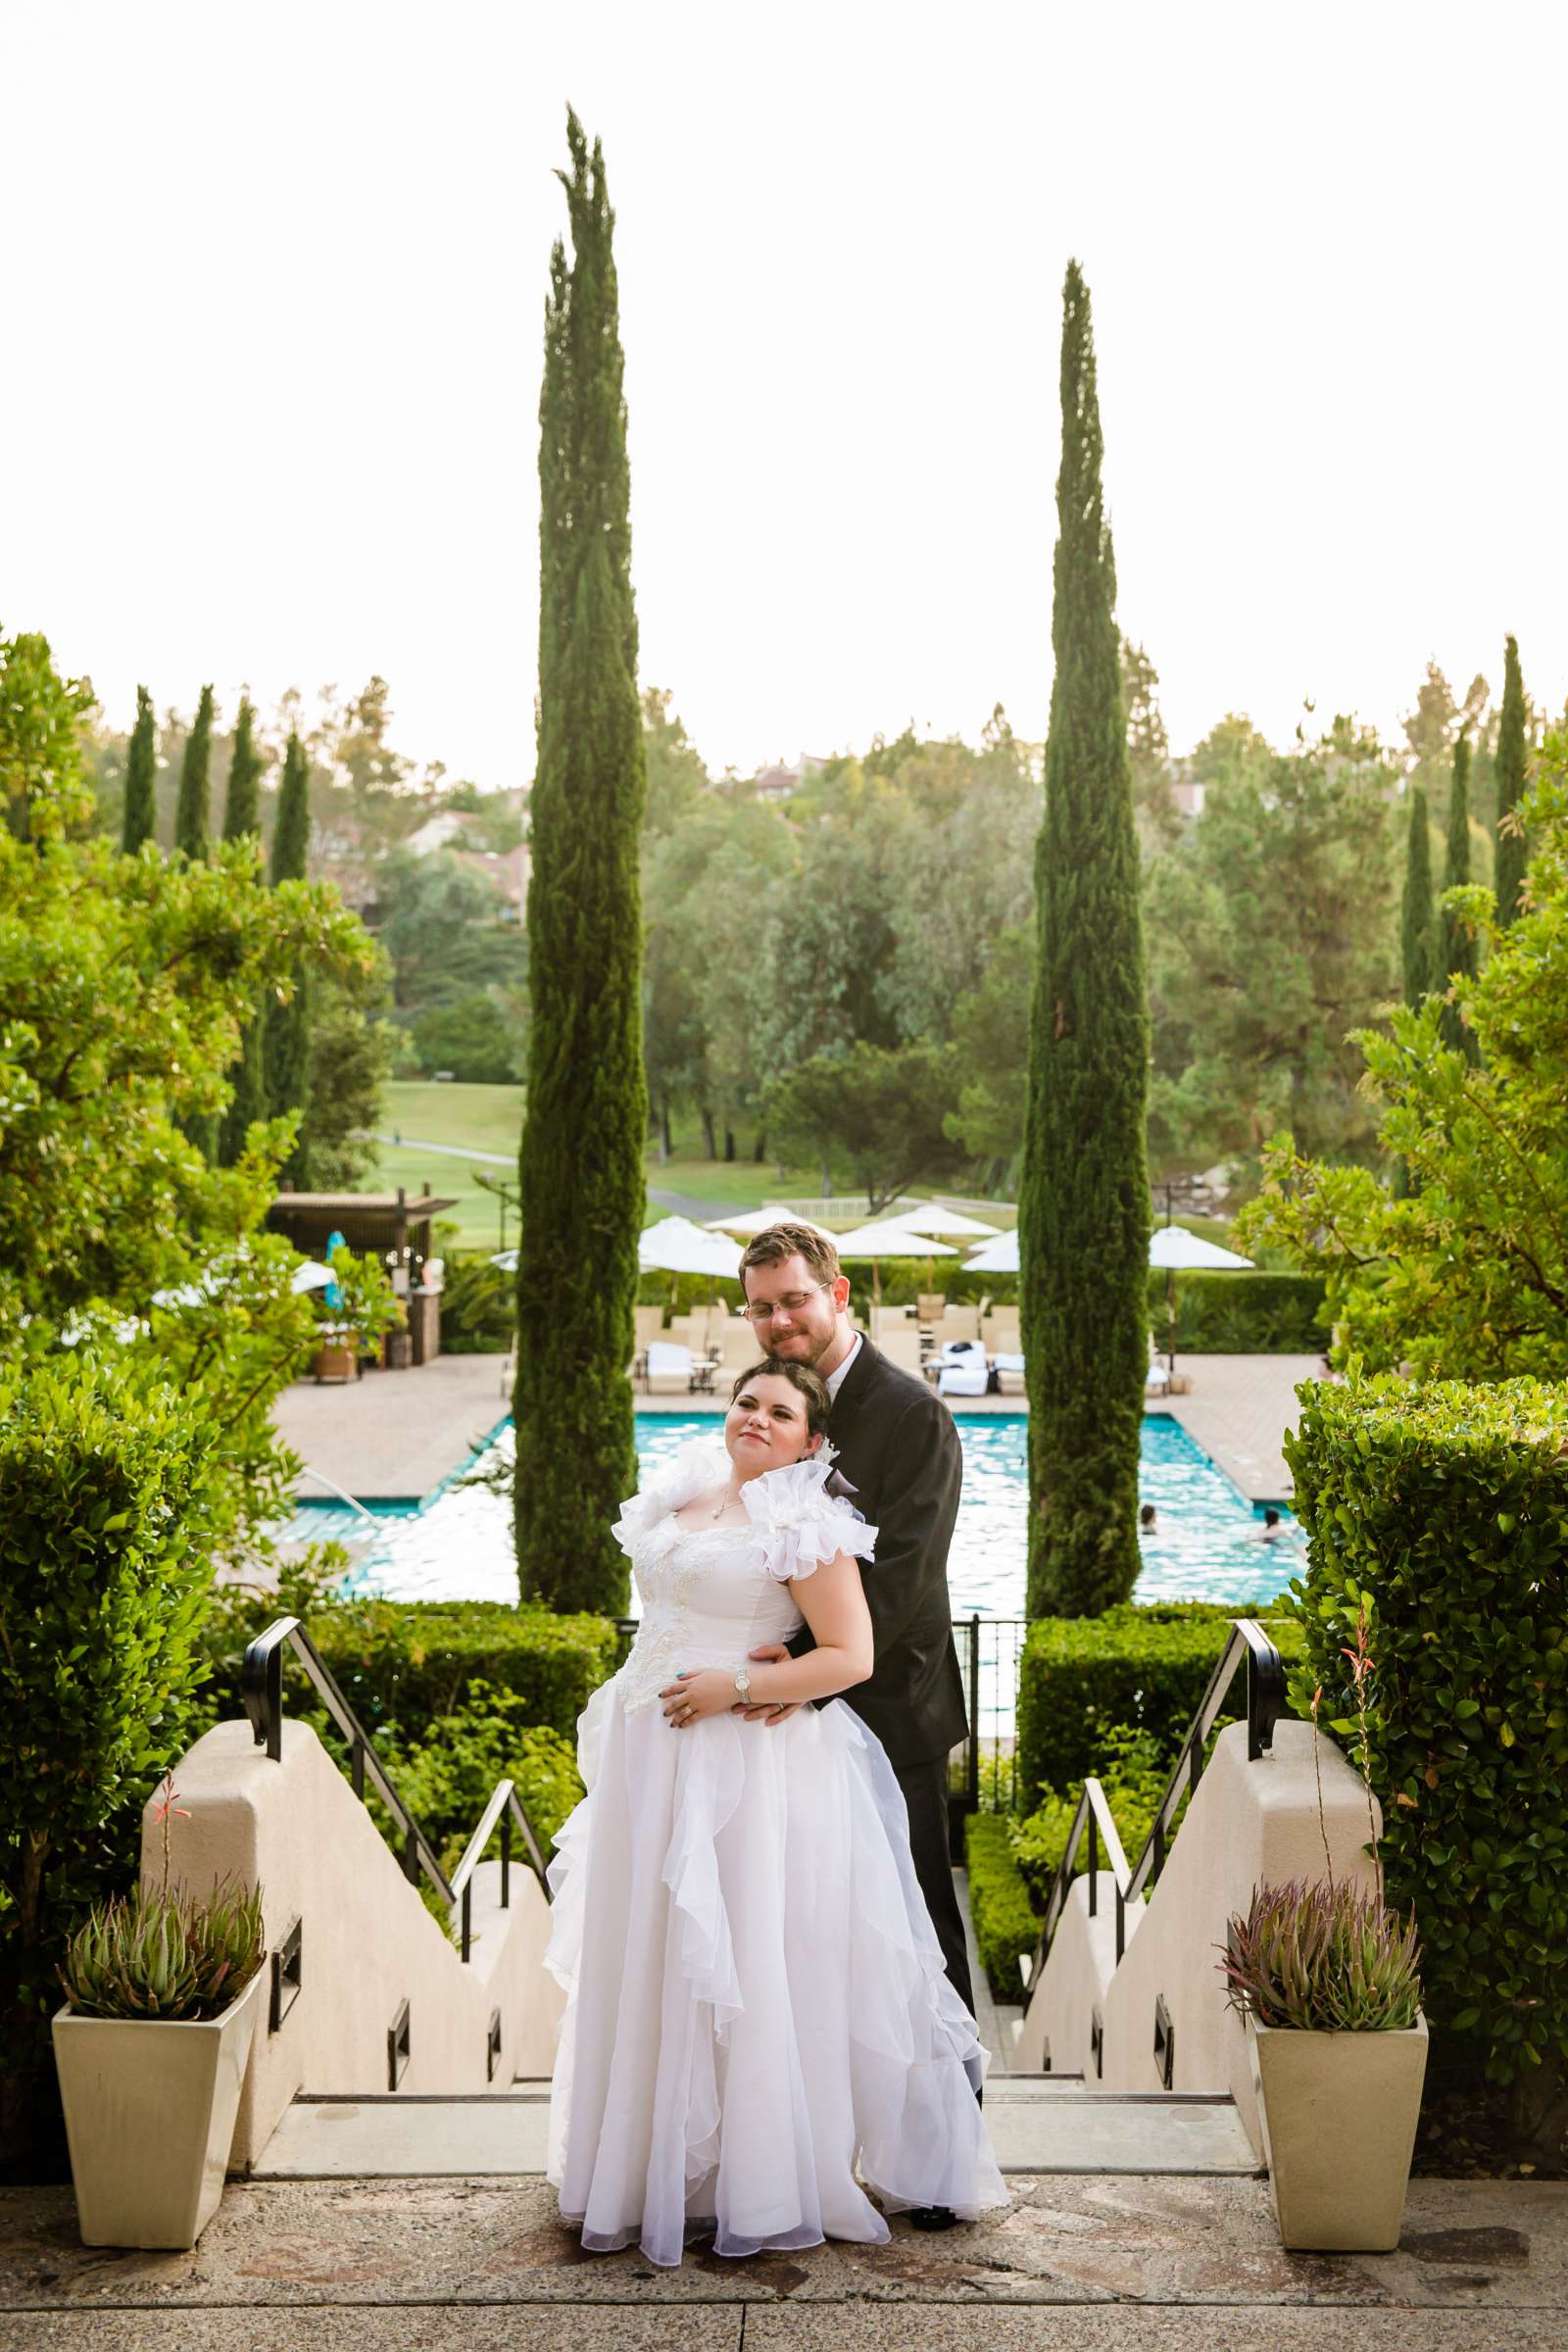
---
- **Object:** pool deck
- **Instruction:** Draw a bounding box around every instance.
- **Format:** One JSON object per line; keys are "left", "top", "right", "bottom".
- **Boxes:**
{"left": 270, "top": 1351, "right": 1316, "bottom": 1508}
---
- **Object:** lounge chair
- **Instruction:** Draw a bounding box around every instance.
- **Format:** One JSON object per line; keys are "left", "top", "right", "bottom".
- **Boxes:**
{"left": 716, "top": 1318, "right": 762, "bottom": 1375}
{"left": 993, "top": 1349, "right": 1026, "bottom": 1397}
{"left": 870, "top": 1303, "right": 914, "bottom": 1345}
{"left": 982, "top": 1308, "right": 1020, "bottom": 1353}
{"left": 937, "top": 1305, "right": 981, "bottom": 1348}
{"left": 643, "top": 1342, "right": 713, "bottom": 1396}
{"left": 875, "top": 1326, "right": 924, "bottom": 1378}
{"left": 916, "top": 1292, "right": 947, "bottom": 1326}
{"left": 935, "top": 1339, "right": 990, "bottom": 1397}
{"left": 1146, "top": 1358, "right": 1172, "bottom": 1396}
{"left": 634, "top": 1304, "right": 665, "bottom": 1350}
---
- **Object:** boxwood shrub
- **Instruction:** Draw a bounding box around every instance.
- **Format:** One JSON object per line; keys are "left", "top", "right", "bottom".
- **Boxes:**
{"left": 1286, "top": 1373, "right": 1568, "bottom": 2100}
{"left": 1017, "top": 1601, "right": 1303, "bottom": 1806}
{"left": 964, "top": 1812, "right": 1042, "bottom": 2003}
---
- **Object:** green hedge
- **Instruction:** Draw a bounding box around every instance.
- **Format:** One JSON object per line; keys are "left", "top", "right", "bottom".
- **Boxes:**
{"left": 302, "top": 1598, "right": 618, "bottom": 1745}
{"left": 964, "top": 1812, "right": 1042, "bottom": 2003}
{"left": 1287, "top": 1373, "right": 1568, "bottom": 2099}
{"left": 201, "top": 1574, "right": 619, "bottom": 1750}
{"left": 1017, "top": 1601, "right": 1303, "bottom": 1807}
{"left": 0, "top": 1357, "right": 220, "bottom": 2175}
{"left": 1147, "top": 1269, "right": 1327, "bottom": 1353}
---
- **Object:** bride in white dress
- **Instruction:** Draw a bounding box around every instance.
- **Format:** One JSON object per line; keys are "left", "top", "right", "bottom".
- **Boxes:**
{"left": 545, "top": 1354, "right": 1006, "bottom": 2267}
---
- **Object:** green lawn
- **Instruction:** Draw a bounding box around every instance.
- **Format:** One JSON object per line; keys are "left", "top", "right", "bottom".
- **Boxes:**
{"left": 363, "top": 1082, "right": 1029, "bottom": 1248}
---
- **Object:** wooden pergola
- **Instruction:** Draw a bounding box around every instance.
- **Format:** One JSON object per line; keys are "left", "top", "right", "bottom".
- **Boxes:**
{"left": 267, "top": 1184, "right": 459, "bottom": 1364}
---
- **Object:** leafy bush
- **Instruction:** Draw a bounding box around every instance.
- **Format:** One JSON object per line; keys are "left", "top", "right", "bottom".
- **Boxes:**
{"left": 411, "top": 994, "right": 520, "bottom": 1084}
{"left": 1147, "top": 1269, "right": 1327, "bottom": 1353}
{"left": 0, "top": 1356, "right": 221, "bottom": 2163}
{"left": 1016, "top": 1601, "right": 1302, "bottom": 1807}
{"left": 1010, "top": 1721, "right": 1173, "bottom": 1901}
{"left": 380, "top": 1681, "right": 583, "bottom": 1867}
{"left": 964, "top": 1812, "right": 1041, "bottom": 2003}
{"left": 441, "top": 1252, "right": 516, "bottom": 1354}
{"left": 1286, "top": 1372, "right": 1568, "bottom": 2101}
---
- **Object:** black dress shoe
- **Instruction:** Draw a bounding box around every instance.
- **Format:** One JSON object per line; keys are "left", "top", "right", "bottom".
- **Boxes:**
{"left": 906, "top": 2205, "right": 959, "bottom": 2231}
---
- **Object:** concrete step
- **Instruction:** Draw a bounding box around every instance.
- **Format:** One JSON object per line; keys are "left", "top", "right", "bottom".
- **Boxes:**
{"left": 252, "top": 2083, "right": 1259, "bottom": 2180}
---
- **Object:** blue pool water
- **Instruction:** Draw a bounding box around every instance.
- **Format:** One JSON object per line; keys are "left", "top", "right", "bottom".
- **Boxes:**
{"left": 291, "top": 1411, "right": 1299, "bottom": 1616}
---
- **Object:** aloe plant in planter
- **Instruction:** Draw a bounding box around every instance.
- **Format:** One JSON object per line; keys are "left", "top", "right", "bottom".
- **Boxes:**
{"left": 52, "top": 1778, "right": 270, "bottom": 2250}
{"left": 1217, "top": 1607, "right": 1429, "bottom": 2252}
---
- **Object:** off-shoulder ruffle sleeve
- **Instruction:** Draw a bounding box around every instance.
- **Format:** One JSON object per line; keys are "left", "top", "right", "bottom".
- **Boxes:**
{"left": 741, "top": 1456, "right": 878, "bottom": 1584}
{"left": 612, "top": 1435, "right": 729, "bottom": 1557}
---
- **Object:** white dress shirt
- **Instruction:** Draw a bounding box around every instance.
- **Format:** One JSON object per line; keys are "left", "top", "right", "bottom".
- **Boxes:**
{"left": 823, "top": 1329, "right": 862, "bottom": 1403}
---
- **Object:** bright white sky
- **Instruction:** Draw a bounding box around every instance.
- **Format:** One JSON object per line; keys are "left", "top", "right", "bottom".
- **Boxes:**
{"left": 4, "top": 2, "right": 1564, "bottom": 789}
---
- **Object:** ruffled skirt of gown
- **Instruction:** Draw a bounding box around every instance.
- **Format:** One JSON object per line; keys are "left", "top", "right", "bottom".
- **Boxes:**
{"left": 545, "top": 1680, "right": 1007, "bottom": 2267}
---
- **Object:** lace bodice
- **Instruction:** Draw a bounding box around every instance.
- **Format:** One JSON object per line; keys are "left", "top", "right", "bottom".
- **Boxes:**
{"left": 611, "top": 1439, "right": 877, "bottom": 1712}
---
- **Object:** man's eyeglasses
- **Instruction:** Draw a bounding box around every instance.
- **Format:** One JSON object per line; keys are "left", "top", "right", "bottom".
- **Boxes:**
{"left": 740, "top": 1286, "right": 830, "bottom": 1324}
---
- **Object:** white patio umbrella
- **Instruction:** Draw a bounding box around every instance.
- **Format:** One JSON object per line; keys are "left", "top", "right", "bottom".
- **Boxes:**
{"left": 964, "top": 1229, "right": 1020, "bottom": 1275}
{"left": 832, "top": 1218, "right": 957, "bottom": 1306}
{"left": 1149, "top": 1223, "right": 1252, "bottom": 1371}
{"left": 290, "top": 1259, "right": 336, "bottom": 1294}
{"left": 637, "top": 1216, "right": 745, "bottom": 1280}
{"left": 704, "top": 1202, "right": 839, "bottom": 1242}
{"left": 895, "top": 1203, "right": 1003, "bottom": 1241}
{"left": 490, "top": 1249, "right": 518, "bottom": 1272}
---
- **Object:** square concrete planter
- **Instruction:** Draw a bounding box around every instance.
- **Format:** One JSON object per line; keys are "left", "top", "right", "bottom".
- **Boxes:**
{"left": 1248, "top": 2011, "right": 1428, "bottom": 2251}
{"left": 52, "top": 1968, "right": 264, "bottom": 2248}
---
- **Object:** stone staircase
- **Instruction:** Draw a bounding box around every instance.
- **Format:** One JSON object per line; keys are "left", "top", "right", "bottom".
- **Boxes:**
{"left": 253, "top": 2074, "right": 1260, "bottom": 2180}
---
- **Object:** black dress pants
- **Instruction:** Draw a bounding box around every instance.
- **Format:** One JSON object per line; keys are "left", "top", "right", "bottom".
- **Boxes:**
{"left": 892, "top": 1752, "right": 976, "bottom": 2023}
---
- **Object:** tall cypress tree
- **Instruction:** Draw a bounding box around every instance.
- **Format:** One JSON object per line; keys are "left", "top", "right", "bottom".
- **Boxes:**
{"left": 1019, "top": 260, "right": 1150, "bottom": 1619}
{"left": 514, "top": 112, "right": 646, "bottom": 1613}
{"left": 263, "top": 729, "right": 313, "bottom": 1184}
{"left": 217, "top": 697, "right": 269, "bottom": 1164}
{"left": 1400, "top": 785, "right": 1436, "bottom": 1006}
{"left": 1439, "top": 733, "right": 1480, "bottom": 1060}
{"left": 1494, "top": 633, "right": 1528, "bottom": 925}
{"left": 174, "top": 684, "right": 216, "bottom": 859}
{"left": 222, "top": 696, "right": 263, "bottom": 839}
{"left": 122, "top": 685, "right": 157, "bottom": 853}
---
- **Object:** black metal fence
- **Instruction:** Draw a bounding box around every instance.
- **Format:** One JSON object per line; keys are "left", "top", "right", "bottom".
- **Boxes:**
{"left": 948, "top": 1613, "right": 1029, "bottom": 1854}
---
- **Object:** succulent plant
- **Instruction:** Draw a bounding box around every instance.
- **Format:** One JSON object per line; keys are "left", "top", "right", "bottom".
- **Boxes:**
{"left": 1218, "top": 1876, "right": 1422, "bottom": 2034}
{"left": 60, "top": 1878, "right": 265, "bottom": 2022}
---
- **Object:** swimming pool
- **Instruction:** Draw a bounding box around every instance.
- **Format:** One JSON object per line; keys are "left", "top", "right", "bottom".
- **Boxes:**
{"left": 287, "top": 1410, "right": 1299, "bottom": 1615}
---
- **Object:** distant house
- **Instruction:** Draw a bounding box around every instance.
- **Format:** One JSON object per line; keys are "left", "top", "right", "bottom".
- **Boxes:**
{"left": 751, "top": 754, "right": 829, "bottom": 804}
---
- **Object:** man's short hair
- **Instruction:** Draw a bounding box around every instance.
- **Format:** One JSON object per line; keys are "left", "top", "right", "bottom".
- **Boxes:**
{"left": 739, "top": 1222, "right": 842, "bottom": 1289}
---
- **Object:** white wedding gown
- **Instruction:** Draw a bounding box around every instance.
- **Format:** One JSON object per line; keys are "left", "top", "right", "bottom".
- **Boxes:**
{"left": 545, "top": 1438, "right": 1006, "bottom": 2267}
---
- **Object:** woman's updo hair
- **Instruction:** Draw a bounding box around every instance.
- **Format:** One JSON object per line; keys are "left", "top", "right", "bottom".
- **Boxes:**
{"left": 730, "top": 1355, "right": 832, "bottom": 1442}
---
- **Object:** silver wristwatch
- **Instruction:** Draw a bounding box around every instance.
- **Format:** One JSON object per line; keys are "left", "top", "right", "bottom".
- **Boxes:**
{"left": 733, "top": 1668, "right": 752, "bottom": 1703}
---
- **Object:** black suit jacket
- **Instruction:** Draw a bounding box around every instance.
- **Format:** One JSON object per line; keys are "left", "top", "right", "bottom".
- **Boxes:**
{"left": 790, "top": 1336, "right": 968, "bottom": 1770}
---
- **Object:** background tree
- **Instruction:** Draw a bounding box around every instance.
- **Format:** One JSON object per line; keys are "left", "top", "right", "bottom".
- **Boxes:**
{"left": 222, "top": 696, "right": 264, "bottom": 840}
{"left": 1400, "top": 785, "right": 1437, "bottom": 1007}
{"left": 1122, "top": 638, "right": 1179, "bottom": 849}
{"left": 217, "top": 697, "right": 269, "bottom": 1163}
{"left": 173, "top": 683, "right": 215, "bottom": 859}
{"left": 1494, "top": 634, "right": 1529, "bottom": 924}
{"left": 264, "top": 729, "right": 313, "bottom": 1181}
{"left": 121, "top": 684, "right": 157, "bottom": 853}
{"left": 1020, "top": 261, "right": 1150, "bottom": 1619}
{"left": 1240, "top": 734, "right": 1568, "bottom": 1381}
{"left": 944, "top": 926, "right": 1034, "bottom": 1187}
{"left": 1145, "top": 717, "right": 1399, "bottom": 1175}
{"left": 514, "top": 112, "right": 646, "bottom": 1613}
{"left": 1439, "top": 733, "right": 1480, "bottom": 1059}
{"left": 763, "top": 1040, "right": 964, "bottom": 1211}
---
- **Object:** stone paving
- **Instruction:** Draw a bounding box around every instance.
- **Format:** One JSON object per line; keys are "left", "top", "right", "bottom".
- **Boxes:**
{"left": 2, "top": 2176, "right": 1562, "bottom": 2348}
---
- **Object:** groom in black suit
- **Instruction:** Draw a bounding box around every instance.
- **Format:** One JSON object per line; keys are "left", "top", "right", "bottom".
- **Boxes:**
{"left": 735, "top": 1223, "right": 973, "bottom": 2022}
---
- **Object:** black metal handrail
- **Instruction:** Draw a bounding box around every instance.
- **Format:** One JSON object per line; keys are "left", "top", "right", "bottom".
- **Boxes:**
{"left": 448, "top": 1776, "right": 552, "bottom": 1961}
{"left": 1026, "top": 1616, "right": 1288, "bottom": 1989}
{"left": 241, "top": 1614, "right": 552, "bottom": 1954}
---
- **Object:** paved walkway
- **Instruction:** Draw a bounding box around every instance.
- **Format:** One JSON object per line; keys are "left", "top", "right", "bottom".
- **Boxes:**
{"left": 1161, "top": 1353, "right": 1318, "bottom": 1504}
{"left": 3, "top": 2176, "right": 1560, "bottom": 2346}
{"left": 272, "top": 1355, "right": 512, "bottom": 1503}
